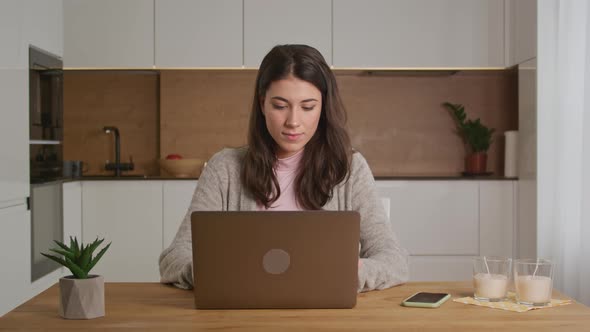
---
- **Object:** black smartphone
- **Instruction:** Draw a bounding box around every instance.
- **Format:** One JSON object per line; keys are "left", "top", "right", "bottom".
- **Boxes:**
{"left": 401, "top": 292, "right": 451, "bottom": 308}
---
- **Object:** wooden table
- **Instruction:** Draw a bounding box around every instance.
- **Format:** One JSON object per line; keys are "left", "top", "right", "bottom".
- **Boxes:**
{"left": 1, "top": 282, "right": 589, "bottom": 331}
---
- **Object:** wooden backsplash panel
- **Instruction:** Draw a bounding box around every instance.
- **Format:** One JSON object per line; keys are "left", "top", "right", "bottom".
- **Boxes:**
{"left": 161, "top": 70, "right": 516, "bottom": 176}
{"left": 337, "top": 70, "right": 518, "bottom": 176}
{"left": 63, "top": 72, "right": 159, "bottom": 175}
{"left": 64, "top": 69, "right": 516, "bottom": 177}
{"left": 159, "top": 71, "right": 256, "bottom": 162}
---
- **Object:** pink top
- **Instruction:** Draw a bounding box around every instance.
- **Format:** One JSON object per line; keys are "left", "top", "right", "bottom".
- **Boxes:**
{"left": 257, "top": 149, "right": 304, "bottom": 211}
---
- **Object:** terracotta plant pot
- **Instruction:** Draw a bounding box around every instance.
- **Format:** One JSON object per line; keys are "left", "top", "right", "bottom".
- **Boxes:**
{"left": 465, "top": 152, "right": 488, "bottom": 174}
{"left": 59, "top": 275, "right": 105, "bottom": 319}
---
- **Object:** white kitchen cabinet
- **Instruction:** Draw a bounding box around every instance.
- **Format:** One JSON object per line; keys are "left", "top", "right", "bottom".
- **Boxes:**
{"left": 506, "top": 0, "right": 536, "bottom": 66}
{"left": 376, "top": 180, "right": 516, "bottom": 281}
{"left": 63, "top": 181, "right": 82, "bottom": 243}
{"left": 64, "top": 0, "right": 154, "bottom": 68}
{"left": 0, "top": 0, "right": 28, "bottom": 207}
{"left": 23, "top": 0, "right": 64, "bottom": 58}
{"left": 155, "top": 0, "right": 242, "bottom": 68}
{"left": 517, "top": 58, "right": 537, "bottom": 259}
{"left": 82, "top": 181, "right": 163, "bottom": 282}
{"left": 0, "top": 203, "right": 63, "bottom": 314}
{"left": 479, "top": 181, "right": 515, "bottom": 258}
{"left": 376, "top": 181, "right": 479, "bottom": 256}
{"left": 244, "top": 0, "right": 332, "bottom": 68}
{"left": 1, "top": 0, "right": 64, "bottom": 316}
{"left": 62, "top": 0, "right": 514, "bottom": 69}
{"left": 410, "top": 256, "right": 473, "bottom": 281}
{"left": 333, "top": 0, "right": 504, "bottom": 68}
{"left": 71, "top": 178, "right": 517, "bottom": 284}
{"left": 163, "top": 181, "right": 198, "bottom": 249}
{"left": 0, "top": 0, "right": 25, "bottom": 68}
{"left": 0, "top": 205, "right": 30, "bottom": 317}
{"left": 0, "top": 0, "right": 64, "bottom": 207}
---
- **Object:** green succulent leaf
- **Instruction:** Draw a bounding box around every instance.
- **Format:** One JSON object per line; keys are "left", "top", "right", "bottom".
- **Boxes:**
{"left": 79, "top": 244, "right": 92, "bottom": 272}
{"left": 65, "top": 257, "right": 87, "bottom": 279}
{"left": 69, "top": 236, "right": 80, "bottom": 259}
{"left": 86, "top": 242, "right": 111, "bottom": 274}
{"left": 73, "top": 237, "right": 80, "bottom": 257}
{"left": 87, "top": 238, "right": 105, "bottom": 257}
{"left": 53, "top": 240, "right": 71, "bottom": 253}
{"left": 42, "top": 236, "right": 111, "bottom": 279}
{"left": 48, "top": 248, "right": 75, "bottom": 261}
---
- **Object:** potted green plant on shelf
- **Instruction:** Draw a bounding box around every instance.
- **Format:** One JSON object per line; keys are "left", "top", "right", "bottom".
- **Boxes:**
{"left": 42, "top": 236, "right": 111, "bottom": 319}
{"left": 442, "top": 102, "right": 495, "bottom": 174}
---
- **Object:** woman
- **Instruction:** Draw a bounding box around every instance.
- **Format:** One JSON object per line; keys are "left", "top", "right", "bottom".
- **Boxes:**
{"left": 159, "top": 44, "right": 409, "bottom": 292}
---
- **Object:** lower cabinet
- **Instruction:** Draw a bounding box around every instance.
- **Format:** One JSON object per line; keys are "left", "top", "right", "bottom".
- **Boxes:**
{"left": 0, "top": 205, "right": 30, "bottom": 317}
{"left": 63, "top": 181, "right": 82, "bottom": 243}
{"left": 377, "top": 181, "right": 480, "bottom": 256}
{"left": 163, "top": 181, "right": 198, "bottom": 249}
{"left": 479, "top": 181, "right": 516, "bottom": 259}
{"left": 76, "top": 179, "right": 515, "bottom": 283}
{"left": 409, "top": 256, "right": 475, "bottom": 282}
{"left": 377, "top": 180, "right": 516, "bottom": 281}
{"left": 81, "top": 181, "right": 163, "bottom": 282}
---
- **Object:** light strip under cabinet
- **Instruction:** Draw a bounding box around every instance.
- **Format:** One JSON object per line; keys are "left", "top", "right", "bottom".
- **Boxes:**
{"left": 29, "top": 140, "right": 61, "bottom": 145}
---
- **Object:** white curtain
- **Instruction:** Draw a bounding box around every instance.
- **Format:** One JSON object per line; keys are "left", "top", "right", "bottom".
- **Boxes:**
{"left": 538, "top": 0, "right": 590, "bottom": 306}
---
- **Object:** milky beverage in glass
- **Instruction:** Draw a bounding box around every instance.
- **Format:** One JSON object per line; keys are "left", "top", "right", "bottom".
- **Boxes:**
{"left": 514, "top": 259, "right": 554, "bottom": 306}
{"left": 473, "top": 257, "right": 511, "bottom": 302}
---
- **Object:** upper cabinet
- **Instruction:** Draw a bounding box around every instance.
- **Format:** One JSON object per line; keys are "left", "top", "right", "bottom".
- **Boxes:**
{"left": 155, "top": 0, "right": 242, "bottom": 68}
{"left": 244, "top": 0, "right": 332, "bottom": 68}
{"left": 64, "top": 0, "right": 513, "bottom": 69}
{"left": 0, "top": 1, "right": 27, "bottom": 205}
{"left": 64, "top": 0, "right": 154, "bottom": 68}
{"left": 1, "top": 0, "right": 63, "bottom": 205}
{"left": 506, "top": 0, "right": 537, "bottom": 66}
{"left": 0, "top": 0, "right": 24, "bottom": 69}
{"left": 23, "top": 0, "right": 63, "bottom": 58}
{"left": 333, "top": 0, "right": 504, "bottom": 68}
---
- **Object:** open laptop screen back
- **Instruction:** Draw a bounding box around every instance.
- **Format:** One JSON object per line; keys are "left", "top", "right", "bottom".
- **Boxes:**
{"left": 191, "top": 211, "right": 360, "bottom": 309}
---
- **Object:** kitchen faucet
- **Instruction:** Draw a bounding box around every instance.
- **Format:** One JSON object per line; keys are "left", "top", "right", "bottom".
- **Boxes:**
{"left": 103, "top": 126, "right": 134, "bottom": 176}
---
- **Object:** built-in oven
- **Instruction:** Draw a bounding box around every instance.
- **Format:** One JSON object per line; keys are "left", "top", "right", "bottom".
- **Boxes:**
{"left": 29, "top": 45, "right": 64, "bottom": 281}
{"left": 30, "top": 181, "right": 63, "bottom": 281}
{"left": 30, "top": 45, "right": 63, "bottom": 183}
{"left": 29, "top": 46, "right": 63, "bottom": 142}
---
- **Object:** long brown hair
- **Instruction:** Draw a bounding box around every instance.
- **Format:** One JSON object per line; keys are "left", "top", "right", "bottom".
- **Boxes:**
{"left": 241, "top": 44, "right": 352, "bottom": 210}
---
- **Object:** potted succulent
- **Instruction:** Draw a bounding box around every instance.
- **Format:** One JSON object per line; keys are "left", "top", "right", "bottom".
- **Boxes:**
{"left": 42, "top": 236, "right": 111, "bottom": 319}
{"left": 442, "top": 102, "right": 495, "bottom": 174}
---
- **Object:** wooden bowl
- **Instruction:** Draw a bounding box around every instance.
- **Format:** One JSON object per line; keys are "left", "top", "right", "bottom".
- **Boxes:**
{"left": 159, "top": 158, "right": 203, "bottom": 178}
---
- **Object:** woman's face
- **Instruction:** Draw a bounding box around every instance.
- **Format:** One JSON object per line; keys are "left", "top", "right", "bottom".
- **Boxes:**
{"left": 261, "top": 75, "right": 322, "bottom": 159}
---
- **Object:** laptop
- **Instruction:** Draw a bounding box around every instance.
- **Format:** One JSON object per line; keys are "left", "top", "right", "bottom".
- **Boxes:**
{"left": 190, "top": 211, "right": 360, "bottom": 309}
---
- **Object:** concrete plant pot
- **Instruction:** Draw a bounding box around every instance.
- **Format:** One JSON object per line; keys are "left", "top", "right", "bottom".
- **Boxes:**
{"left": 59, "top": 275, "right": 105, "bottom": 319}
